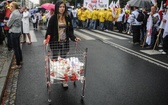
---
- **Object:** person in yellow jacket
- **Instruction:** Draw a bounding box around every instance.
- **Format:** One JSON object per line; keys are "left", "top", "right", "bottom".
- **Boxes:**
{"left": 115, "top": 8, "right": 121, "bottom": 21}
{"left": 98, "top": 9, "right": 106, "bottom": 30}
{"left": 85, "top": 9, "right": 92, "bottom": 28}
{"left": 77, "top": 7, "right": 82, "bottom": 28}
{"left": 104, "top": 9, "right": 109, "bottom": 30}
{"left": 80, "top": 7, "right": 87, "bottom": 28}
{"left": 42, "top": 13, "right": 47, "bottom": 26}
{"left": 89, "top": 8, "right": 97, "bottom": 29}
{"left": 106, "top": 9, "right": 114, "bottom": 31}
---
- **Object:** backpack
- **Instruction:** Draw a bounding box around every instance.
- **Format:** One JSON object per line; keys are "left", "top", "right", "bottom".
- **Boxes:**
{"left": 136, "top": 11, "right": 145, "bottom": 22}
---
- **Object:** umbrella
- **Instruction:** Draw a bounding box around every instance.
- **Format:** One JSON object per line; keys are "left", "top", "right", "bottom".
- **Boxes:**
{"left": 0, "top": 1, "right": 6, "bottom": 6}
{"left": 127, "top": 0, "right": 152, "bottom": 10}
{"left": 41, "top": 3, "right": 55, "bottom": 10}
{"left": 29, "top": 8, "right": 38, "bottom": 14}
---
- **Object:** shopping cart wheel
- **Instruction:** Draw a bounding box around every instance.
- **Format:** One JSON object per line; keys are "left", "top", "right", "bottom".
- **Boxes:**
{"left": 47, "top": 83, "right": 49, "bottom": 90}
{"left": 81, "top": 95, "right": 84, "bottom": 101}
{"left": 73, "top": 81, "right": 76, "bottom": 86}
{"left": 48, "top": 99, "right": 52, "bottom": 104}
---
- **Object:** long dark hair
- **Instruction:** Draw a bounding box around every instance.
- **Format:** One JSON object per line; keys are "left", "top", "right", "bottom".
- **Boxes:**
{"left": 54, "top": 0, "right": 67, "bottom": 16}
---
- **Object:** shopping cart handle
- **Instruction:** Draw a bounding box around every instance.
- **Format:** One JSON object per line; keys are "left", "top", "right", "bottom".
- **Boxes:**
{"left": 45, "top": 35, "right": 50, "bottom": 44}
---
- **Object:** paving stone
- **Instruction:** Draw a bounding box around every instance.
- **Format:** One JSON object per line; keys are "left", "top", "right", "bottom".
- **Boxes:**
{"left": 1, "top": 62, "right": 19, "bottom": 104}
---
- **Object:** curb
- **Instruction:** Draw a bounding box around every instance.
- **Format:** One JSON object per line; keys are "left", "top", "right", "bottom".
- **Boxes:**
{"left": 0, "top": 51, "right": 14, "bottom": 103}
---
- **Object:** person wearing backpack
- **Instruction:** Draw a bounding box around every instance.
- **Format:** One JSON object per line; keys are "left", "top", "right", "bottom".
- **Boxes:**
{"left": 131, "top": 6, "right": 142, "bottom": 45}
{"left": 3, "top": 0, "right": 13, "bottom": 51}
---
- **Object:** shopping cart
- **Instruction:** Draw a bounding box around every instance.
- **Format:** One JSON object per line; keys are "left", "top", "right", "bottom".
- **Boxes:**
{"left": 45, "top": 37, "right": 88, "bottom": 104}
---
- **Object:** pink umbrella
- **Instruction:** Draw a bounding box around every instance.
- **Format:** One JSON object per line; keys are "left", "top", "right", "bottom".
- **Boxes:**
{"left": 41, "top": 3, "right": 55, "bottom": 10}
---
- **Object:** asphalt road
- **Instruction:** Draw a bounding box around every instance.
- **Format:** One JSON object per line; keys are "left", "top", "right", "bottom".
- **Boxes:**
{"left": 15, "top": 29, "right": 168, "bottom": 105}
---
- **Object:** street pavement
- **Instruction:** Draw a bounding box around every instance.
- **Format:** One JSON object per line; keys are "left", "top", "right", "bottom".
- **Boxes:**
{"left": 1, "top": 27, "right": 168, "bottom": 105}
{"left": 0, "top": 43, "right": 14, "bottom": 104}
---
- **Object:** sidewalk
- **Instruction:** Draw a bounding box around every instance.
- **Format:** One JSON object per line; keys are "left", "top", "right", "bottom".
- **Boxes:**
{"left": 0, "top": 44, "right": 13, "bottom": 103}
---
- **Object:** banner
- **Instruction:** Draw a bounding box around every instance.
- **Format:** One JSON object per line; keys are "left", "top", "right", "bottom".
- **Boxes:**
{"left": 84, "top": 0, "right": 109, "bottom": 11}
{"left": 83, "top": 0, "right": 96, "bottom": 11}
{"left": 151, "top": 0, "right": 157, "bottom": 6}
{"left": 115, "top": 0, "right": 120, "bottom": 8}
{"left": 97, "top": 0, "right": 109, "bottom": 9}
{"left": 109, "top": 1, "right": 114, "bottom": 8}
{"left": 83, "top": 0, "right": 90, "bottom": 8}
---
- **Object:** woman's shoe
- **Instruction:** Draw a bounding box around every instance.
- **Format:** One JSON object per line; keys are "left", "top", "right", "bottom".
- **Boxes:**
{"left": 159, "top": 49, "right": 164, "bottom": 52}
{"left": 21, "top": 41, "right": 26, "bottom": 43}
{"left": 162, "top": 51, "right": 167, "bottom": 54}
{"left": 11, "top": 65, "right": 21, "bottom": 70}
{"left": 28, "top": 42, "right": 32, "bottom": 45}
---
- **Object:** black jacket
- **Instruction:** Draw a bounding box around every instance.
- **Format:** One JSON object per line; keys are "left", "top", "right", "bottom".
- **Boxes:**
{"left": 45, "top": 0, "right": 76, "bottom": 42}
{"left": 45, "top": 14, "right": 76, "bottom": 42}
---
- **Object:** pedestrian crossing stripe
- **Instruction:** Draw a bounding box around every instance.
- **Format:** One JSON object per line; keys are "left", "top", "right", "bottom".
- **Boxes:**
{"left": 103, "top": 40, "right": 168, "bottom": 69}
{"left": 74, "top": 31, "right": 95, "bottom": 40}
{"left": 90, "top": 29, "right": 128, "bottom": 40}
{"left": 78, "top": 29, "right": 110, "bottom": 40}
{"left": 21, "top": 30, "right": 37, "bottom": 42}
{"left": 39, "top": 29, "right": 163, "bottom": 55}
{"left": 104, "top": 30, "right": 132, "bottom": 38}
{"left": 140, "top": 50, "right": 162, "bottom": 55}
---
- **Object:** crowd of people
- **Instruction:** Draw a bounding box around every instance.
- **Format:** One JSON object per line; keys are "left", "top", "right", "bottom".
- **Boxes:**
{"left": 0, "top": 0, "right": 34, "bottom": 70}
{"left": 68, "top": 4, "right": 168, "bottom": 54}
{"left": 0, "top": 0, "right": 168, "bottom": 71}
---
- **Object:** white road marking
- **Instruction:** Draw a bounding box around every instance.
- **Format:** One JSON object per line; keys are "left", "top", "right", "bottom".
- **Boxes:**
{"left": 104, "top": 30, "right": 132, "bottom": 38}
{"left": 29, "top": 30, "right": 37, "bottom": 42}
{"left": 74, "top": 30, "right": 95, "bottom": 40}
{"left": 79, "top": 29, "right": 110, "bottom": 40}
{"left": 20, "top": 30, "right": 37, "bottom": 42}
{"left": 140, "top": 50, "right": 162, "bottom": 55}
{"left": 90, "top": 29, "right": 128, "bottom": 39}
{"left": 103, "top": 40, "right": 168, "bottom": 69}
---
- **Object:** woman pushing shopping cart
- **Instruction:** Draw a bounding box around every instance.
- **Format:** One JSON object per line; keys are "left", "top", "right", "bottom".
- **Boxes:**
{"left": 44, "top": 0, "right": 87, "bottom": 103}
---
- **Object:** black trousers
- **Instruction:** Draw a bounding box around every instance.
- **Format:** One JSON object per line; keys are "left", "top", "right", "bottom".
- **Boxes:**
{"left": 163, "top": 35, "right": 168, "bottom": 53}
{"left": 50, "top": 42, "right": 69, "bottom": 60}
{"left": 132, "top": 25, "right": 141, "bottom": 43}
{"left": 117, "top": 22, "right": 123, "bottom": 33}
{"left": 33, "top": 22, "right": 38, "bottom": 29}
{"left": 0, "top": 26, "right": 4, "bottom": 44}
{"left": 4, "top": 30, "right": 12, "bottom": 49}
{"left": 11, "top": 33, "right": 23, "bottom": 65}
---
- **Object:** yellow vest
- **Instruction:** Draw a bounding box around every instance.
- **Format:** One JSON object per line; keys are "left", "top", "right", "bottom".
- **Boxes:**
{"left": 99, "top": 11, "right": 105, "bottom": 22}
{"left": 77, "top": 9, "right": 82, "bottom": 20}
{"left": 91, "top": 10, "right": 97, "bottom": 20}
{"left": 81, "top": 10, "right": 86, "bottom": 21}
{"left": 107, "top": 11, "right": 113, "bottom": 21}
{"left": 85, "top": 9, "right": 91, "bottom": 19}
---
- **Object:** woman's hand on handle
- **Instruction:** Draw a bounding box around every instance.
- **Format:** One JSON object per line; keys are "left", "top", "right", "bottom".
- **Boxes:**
{"left": 75, "top": 37, "right": 81, "bottom": 42}
{"left": 43, "top": 39, "right": 47, "bottom": 45}
{"left": 44, "top": 35, "right": 51, "bottom": 45}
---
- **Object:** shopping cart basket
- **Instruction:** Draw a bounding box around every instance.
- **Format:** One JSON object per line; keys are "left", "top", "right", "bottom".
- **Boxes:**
{"left": 45, "top": 39, "right": 88, "bottom": 104}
